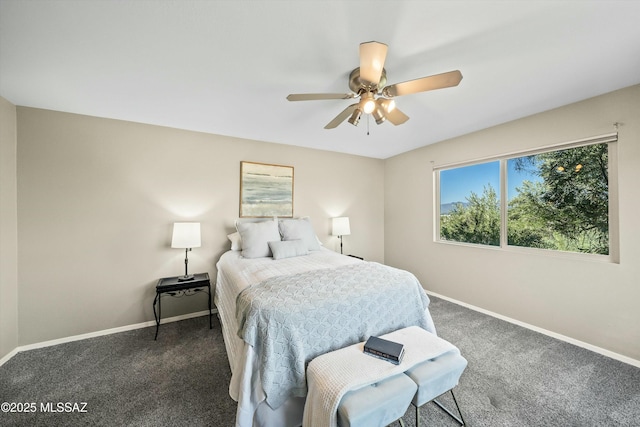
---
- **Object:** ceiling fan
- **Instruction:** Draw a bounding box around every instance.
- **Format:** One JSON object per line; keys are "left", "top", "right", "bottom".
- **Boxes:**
{"left": 286, "top": 41, "right": 463, "bottom": 129}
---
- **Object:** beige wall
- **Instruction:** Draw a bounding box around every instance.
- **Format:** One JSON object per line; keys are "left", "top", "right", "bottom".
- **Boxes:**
{"left": 385, "top": 84, "right": 640, "bottom": 361}
{"left": 0, "top": 96, "right": 19, "bottom": 361}
{"left": 10, "top": 85, "right": 639, "bottom": 361}
{"left": 16, "top": 107, "right": 384, "bottom": 345}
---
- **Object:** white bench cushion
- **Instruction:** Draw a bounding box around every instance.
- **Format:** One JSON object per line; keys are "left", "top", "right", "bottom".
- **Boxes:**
{"left": 303, "top": 326, "right": 458, "bottom": 427}
{"left": 404, "top": 349, "right": 467, "bottom": 406}
{"left": 337, "top": 373, "right": 417, "bottom": 427}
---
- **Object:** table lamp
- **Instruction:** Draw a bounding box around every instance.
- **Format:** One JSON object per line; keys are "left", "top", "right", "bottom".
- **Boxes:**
{"left": 331, "top": 217, "right": 351, "bottom": 254}
{"left": 171, "top": 222, "right": 201, "bottom": 281}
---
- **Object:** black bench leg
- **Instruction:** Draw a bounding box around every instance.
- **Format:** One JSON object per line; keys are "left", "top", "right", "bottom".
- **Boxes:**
{"left": 415, "top": 389, "right": 465, "bottom": 427}
{"left": 432, "top": 390, "right": 465, "bottom": 425}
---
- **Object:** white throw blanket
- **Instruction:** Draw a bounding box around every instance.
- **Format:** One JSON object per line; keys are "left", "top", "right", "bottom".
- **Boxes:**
{"left": 303, "top": 326, "right": 458, "bottom": 427}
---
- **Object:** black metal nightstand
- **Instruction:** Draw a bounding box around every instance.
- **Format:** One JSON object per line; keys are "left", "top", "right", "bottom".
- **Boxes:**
{"left": 153, "top": 272, "right": 212, "bottom": 340}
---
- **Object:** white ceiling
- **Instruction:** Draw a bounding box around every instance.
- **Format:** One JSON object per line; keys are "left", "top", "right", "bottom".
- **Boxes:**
{"left": 2, "top": 1, "right": 640, "bottom": 159}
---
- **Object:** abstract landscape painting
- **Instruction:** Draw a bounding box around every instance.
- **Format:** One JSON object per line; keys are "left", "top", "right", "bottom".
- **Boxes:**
{"left": 240, "top": 161, "right": 294, "bottom": 217}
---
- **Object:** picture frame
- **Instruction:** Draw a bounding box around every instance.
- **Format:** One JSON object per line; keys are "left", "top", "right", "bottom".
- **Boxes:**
{"left": 240, "top": 161, "right": 294, "bottom": 218}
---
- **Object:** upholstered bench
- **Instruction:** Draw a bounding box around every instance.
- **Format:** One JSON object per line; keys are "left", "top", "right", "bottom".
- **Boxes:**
{"left": 404, "top": 348, "right": 467, "bottom": 426}
{"left": 303, "top": 326, "right": 466, "bottom": 427}
{"left": 337, "top": 373, "right": 417, "bottom": 427}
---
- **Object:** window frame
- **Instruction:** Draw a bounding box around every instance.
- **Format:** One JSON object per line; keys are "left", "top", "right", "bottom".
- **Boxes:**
{"left": 434, "top": 133, "right": 619, "bottom": 263}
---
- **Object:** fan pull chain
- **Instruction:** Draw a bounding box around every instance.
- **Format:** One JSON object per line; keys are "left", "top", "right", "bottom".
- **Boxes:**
{"left": 367, "top": 114, "right": 370, "bottom": 135}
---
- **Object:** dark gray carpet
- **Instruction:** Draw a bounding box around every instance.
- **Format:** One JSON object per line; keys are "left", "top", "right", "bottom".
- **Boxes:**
{"left": 1, "top": 296, "right": 639, "bottom": 426}
{"left": 0, "top": 316, "right": 235, "bottom": 427}
{"left": 404, "top": 297, "right": 640, "bottom": 427}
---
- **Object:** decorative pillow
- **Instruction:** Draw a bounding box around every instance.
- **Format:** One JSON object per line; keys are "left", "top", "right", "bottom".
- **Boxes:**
{"left": 268, "top": 239, "right": 309, "bottom": 260}
{"left": 236, "top": 219, "right": 281, "bottom": 258}
{"left": 230, "top": 217, "right": 277, "bottom": 252}
{"left": 278, "top": 217, "right": 321, "bottom": 251}
{"left": 227, "top": 232, "right": 242, "bottom": 251}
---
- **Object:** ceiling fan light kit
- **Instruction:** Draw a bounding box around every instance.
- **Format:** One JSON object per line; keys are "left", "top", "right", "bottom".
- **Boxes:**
{"left": 348, "top": 108, "right": 363, "bottom": 126}
{"left": 359, "top": 91, "right": 376, "bottom": 114}
{"left": 287, "top": 41, "right": 463, "bottom": 130}
{"left": 372, "top": 106, "right": 386, "bottom": 125}
{"left": 377, "top": 98, "right": 396, "bottom": 113}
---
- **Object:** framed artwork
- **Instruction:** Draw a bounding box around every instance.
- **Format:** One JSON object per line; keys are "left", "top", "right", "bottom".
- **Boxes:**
{"left": 240, "top": 161, "right": 294, "bottom": 217}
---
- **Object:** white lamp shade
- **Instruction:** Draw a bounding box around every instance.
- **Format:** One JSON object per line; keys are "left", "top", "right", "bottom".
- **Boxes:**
{"left": 171, "top": 222, "right": 201, "bottom": 248}
{"left": 332, "top": 217, "right": 351, "bottom": 236}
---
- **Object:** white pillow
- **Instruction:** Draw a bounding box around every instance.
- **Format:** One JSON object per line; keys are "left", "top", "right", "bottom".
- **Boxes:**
{"left": 268, "top": 239, "right": 309, "bottom": 260}
{"left": 227, "top": 232, "right": 242, "bottom": 251}
{"left": 229, "top": 217, "right": 277, "bottom": 251}
{"left": 278, "top": 218, "right": 321, "bottom": 251}
{"left": 236, "top": 220, "right": 281, "bottom": 258}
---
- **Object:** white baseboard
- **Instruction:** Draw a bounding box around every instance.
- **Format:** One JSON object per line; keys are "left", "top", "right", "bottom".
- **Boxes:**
{"left": 0, "top": 309, "right": 217, "bottom": 367}
{"left": 426, "top": 290, "right": 640, "bottom": 368}
{"left": 4, "top": 297, "right": 638, "bottom": 369}
{"left": 0, "top": 347, "right": 20, "bottom": 367}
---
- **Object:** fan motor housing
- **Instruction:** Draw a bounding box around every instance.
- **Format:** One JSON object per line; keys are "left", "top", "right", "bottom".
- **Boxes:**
{"left": 349, "top": 67, "right": 387, "bottom": 93}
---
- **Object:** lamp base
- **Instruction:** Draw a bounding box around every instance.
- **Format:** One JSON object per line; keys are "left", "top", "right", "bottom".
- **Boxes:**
{"left": 177, "top": 275, "right": 195, "bottom": 282}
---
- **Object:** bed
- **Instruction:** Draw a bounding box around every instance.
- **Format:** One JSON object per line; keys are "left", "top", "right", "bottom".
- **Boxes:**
{"left": 215, "top": 217, "right": 437, "bottom": 427}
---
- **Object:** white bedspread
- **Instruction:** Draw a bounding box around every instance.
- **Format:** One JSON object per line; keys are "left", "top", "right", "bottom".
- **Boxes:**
{"left": 237, "top": 262, "right": 434, "bottom": 408}
{"left": 215, "top": 249, "right": 437, "bottom": 427}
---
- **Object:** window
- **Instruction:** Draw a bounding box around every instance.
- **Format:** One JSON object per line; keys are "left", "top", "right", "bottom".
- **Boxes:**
{"left": 436, "top": 134, "right": 616, "bottom": 258}
{"left": 440, "top": 162, "right": 500, "bottom": 246}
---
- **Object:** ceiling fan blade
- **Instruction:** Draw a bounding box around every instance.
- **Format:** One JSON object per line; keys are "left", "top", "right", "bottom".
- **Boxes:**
{"left": 324, "top": 104, "right": 358, "bottom": 129}
{"left": 382, "top": 70, "right": 463, "bottom": 97}
{"left": 359, "top": 41, "right": 388, "bottom": 87}
{"left": 385, "top": 107, "right": 410, "bottom": 126}
{"left": 287, "top": 93, "right": 355, "bottom": 101}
